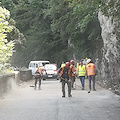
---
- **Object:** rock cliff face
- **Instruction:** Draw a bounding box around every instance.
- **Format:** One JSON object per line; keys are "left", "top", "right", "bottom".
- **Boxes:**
{"left": 96, "top": 10, "right": 120, "bottom": 94}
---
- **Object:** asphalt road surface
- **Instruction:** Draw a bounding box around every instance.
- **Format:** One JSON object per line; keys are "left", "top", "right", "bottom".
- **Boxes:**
{"left": 0, "top": 79, "right": 120, "bottom": 120}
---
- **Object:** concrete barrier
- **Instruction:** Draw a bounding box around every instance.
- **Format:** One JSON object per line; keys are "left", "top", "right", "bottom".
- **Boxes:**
{"left": 0, "top": 70, "right": 32, "bottom": 99}
{"left": 19, "top": 70, "right": 32, "bottom": 81}
{"left": 0, "top": 73, "right": 16, "bottom": 98}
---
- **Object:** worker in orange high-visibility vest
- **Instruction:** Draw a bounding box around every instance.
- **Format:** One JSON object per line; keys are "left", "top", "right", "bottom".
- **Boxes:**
{"left": 86, "top": 59, "right": 96, "bottom": 93}
{"left": 34, "top": 64, "right": 42, "bottom": 90}
{"left": 58, "top": 62, "right": 72, "bottom": 97}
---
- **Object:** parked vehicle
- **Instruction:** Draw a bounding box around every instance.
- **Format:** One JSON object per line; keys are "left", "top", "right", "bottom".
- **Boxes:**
{"left": 28, "top": 61, "right": 50, "bottom": 75}
{"left": 42, "top": 64, "right": 58, "bottom": 80}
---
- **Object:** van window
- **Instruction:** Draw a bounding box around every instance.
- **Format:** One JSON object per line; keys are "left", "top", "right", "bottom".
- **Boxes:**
{"left": 29, "top": 63, "right": 35, "bottom": 67}
{"left": 42, "top": 62, "right": 49, "bottom": 66}
{"left": 45, "top": 64, "right": 57, "bottom": 70}
{"left": 28, "top": 61, "right": 50, "bottom": 75}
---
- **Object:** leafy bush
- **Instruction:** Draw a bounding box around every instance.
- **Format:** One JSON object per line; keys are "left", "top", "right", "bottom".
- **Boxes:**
{"left": 0, "top": 6, "right": 14, "bottom": 74}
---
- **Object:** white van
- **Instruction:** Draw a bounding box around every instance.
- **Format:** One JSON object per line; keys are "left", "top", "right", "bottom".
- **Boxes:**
{"left": 28, "top": 61, "right": 50, "bottom": 75}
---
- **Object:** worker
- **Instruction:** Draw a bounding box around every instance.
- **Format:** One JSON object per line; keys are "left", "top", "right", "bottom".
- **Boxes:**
{"left": 34, "top": 64, "right": 42, "bottom": 90}
{"left": 70, "top": 60, "right": 76, "bottom": 89}
{"left": 78, "top": 61, "right": 86, "bottom": 90}
{"left": 58, "top": 62, "right": 65, "bottom": 82}
{"left": 58, "top": 62, "right": 72, "bottom": 97}
{"left": 86, "top": 59, "right": 96, "bottom": 93}
{"left": 76, "top": 62, "right": 79, "bottom": 74}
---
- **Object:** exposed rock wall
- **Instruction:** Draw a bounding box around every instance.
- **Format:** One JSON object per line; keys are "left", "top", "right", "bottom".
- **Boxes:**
{"left": 96, "top": 10, "right": 120, "bottom": 94}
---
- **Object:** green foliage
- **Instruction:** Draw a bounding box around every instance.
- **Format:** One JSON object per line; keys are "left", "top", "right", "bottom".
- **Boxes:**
{"left": 99, "top": 0, "right": 120, "bottom": 18}
{"left": 64, "top": 0, "right": 101, "bottom": 59}
{"left": 3, "top": 0, "right": 119, "bottom": 67}
{"left": 44, "top": 0, "right": 74, "bottom": 62}
{"left": 0, "top": 6, "right": 15, "bottom": 74}
{"left": 9, "top": 0, "right": 54, "bottom": 66}
{"left": 1, "top": 0, "right": 74, "bottom": 66}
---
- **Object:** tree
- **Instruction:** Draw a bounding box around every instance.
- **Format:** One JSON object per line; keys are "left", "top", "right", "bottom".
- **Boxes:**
{"left": 3, "top": 0, "right": 74, "bottom": 66}
{"left": 1, "top": 0, "right": 102, "bottom": 66}
{"left": 44, "top": 0, "right": 74, "bottom": 63}
{"left": 64, "top": 0, "right": 102, "bottom": 59}
{"left": 0, "top": 6, "right": 14, "bottom": 73}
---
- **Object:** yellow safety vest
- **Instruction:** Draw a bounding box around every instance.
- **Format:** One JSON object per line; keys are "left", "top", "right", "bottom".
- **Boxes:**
{"left": 61, "top": 64, "right": 65, "bottom": 67}
{"left": 79, "top": 65, "right": 86, "bottom": 76}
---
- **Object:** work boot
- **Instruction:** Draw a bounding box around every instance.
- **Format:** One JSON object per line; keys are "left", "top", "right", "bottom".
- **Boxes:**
{"left": 88, "top": 91, "right": 90, "bottom": 93}
{"left": 93, "top": 89, "right": 96, "bottom": 91}
{"left": 38, "top": 86, "right": 41, "bottom": 90}
{"left": 71, "top": 87, "right": 75, "bottom": 90}
{"left": 62, "top": 92, "right": 65, "bottom": 97}
{"left": 82, "top": 87, "right": 84, "bottom": 90}
{"left": 88, "top": 89, "right": 91, "bottom": 93}
{"left": 68, "top": 94, "right": 72, "bottom": 97}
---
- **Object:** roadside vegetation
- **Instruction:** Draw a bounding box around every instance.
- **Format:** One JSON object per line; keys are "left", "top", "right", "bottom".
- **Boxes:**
{"left": 0, "top": 6, "right": 14, "bottom": 74}
{"left": 1, "top": 0, "right": 120, "bottom": 68}
{"left": 0, "top": 1, "right": 25, "bottom": 74}
{"left": 1, "top": 0, "right": 101, "bottom": 67}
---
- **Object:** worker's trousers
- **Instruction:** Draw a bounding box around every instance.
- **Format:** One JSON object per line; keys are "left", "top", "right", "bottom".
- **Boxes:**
{"left": 71, "top": 76, "right": 75, "bottom": 88}
{"left": 35, "top": 76, "right": 42, "bottom": 89}
{"left": 62, "top": 79, "right": 71, "bottom": 96}
{"left": 79, "top": 76, "right": 85, "bottom": 89}
{"left": 88, "top": 75, "right": 95, "bottom": 90}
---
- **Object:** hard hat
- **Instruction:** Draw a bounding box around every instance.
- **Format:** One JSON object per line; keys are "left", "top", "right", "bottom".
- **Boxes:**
{"left": 70, "top": 60, "right": 74, "bottom": 64}
{"left": 87, "top": 59, "right": 91, "bottom": 64}
{"left": 65, "top": 62, "right": 70, "bottom": 67}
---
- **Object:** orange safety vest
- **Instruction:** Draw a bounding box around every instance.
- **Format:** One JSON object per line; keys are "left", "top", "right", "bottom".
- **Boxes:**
{"left": 86, "top": 63, "right": 95, "bottom": 76}
{"left": 70, "top": 64, "right": 75, "bottom": 76}
{"left": 35, "top": 67, "right": 42, "bottom": 76}
{"left": 60, "top": 66, "right": 72, "bottom": 79}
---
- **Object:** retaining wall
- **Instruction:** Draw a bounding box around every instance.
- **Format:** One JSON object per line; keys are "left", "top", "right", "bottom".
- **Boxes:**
{"left": 19, "top": 70, "right": 32, "bottom": 81}
{"left": 0, "top": 73, "right": 17, "bottom": 98}
{"left": 0, "top": 70, "right": 32, "bottom": 98}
